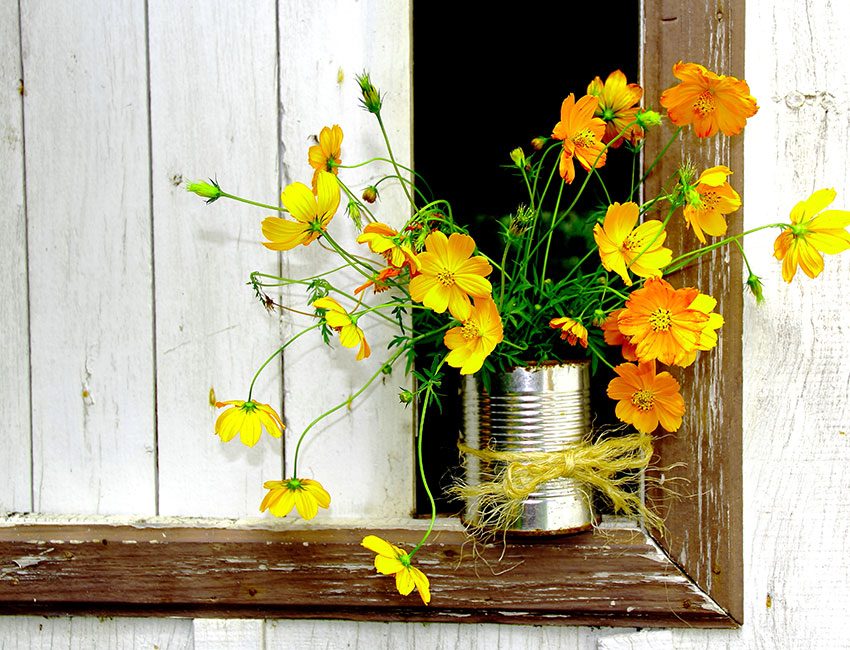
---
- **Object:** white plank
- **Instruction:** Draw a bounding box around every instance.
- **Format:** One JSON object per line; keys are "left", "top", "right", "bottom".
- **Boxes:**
{"left": 149, "top": 0, "right": 284, "bottom": 517}
{"left": 0, "top": 616, "right": 193, "bottom": 650}
{"left": 0, "top": 0, "right": 30, "bottom": 512}
{"left": 265, "top": 619, "right": 584, "bottom": 650}
{"left": 278, "top": 0, "right": 414, "bottom": 519}
{"left": 596, "top": 630, "right": 673, "bottom": 650}
{"left": 21, "top": 0, "right": 155, "bottom": 514}
{"left": 193, "top": 619, "right": 262, "bottom": 650}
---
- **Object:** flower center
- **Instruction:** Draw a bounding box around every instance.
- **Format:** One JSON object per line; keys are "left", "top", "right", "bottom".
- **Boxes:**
{"left": 572, "top": 128, "right": 597, "bottom": 148}
{"left": 699, "top": 189, "right": 720, "bottom": 209}
{"left": 693, "top": 90, "right": 716, "bottom": 117}
{"left": 631, "top": 389, "right": 655, "bottom": 411}
{"left": 436, "top": 269, "right": 456, "bottom": 287}
{"left": 648, "top": 308, "right": 672, "bottom": 331}
{"left": 461, "top": 321, "right": 480, "bottom": 341}
{"left": 286, "top": 478, "right": 302, "bottom": 491}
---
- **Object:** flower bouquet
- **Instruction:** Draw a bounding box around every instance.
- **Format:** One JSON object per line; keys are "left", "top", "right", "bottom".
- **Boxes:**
{"left": 188, "top": 63, "right": 850, "bottom": 605}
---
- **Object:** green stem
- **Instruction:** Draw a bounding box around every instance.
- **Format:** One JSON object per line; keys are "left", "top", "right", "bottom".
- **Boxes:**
{"left": 220, "top": 191, "right": 286, "bottom": 213}
{"left": 247, "top": 324, "right": 320, "bottom": 401}
{"left": 376, "top": 112, "right": 415, "bottom": 209}
{"left": 663, "top": 223, "right": 785, "bottom": 274}
{"left": 628, "top": 127, "right": 682, "bottom": 201}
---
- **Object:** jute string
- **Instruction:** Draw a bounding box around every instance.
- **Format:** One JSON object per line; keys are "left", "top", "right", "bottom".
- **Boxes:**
{"left": 454, "top": 430, "right": 663, "bottom": 532}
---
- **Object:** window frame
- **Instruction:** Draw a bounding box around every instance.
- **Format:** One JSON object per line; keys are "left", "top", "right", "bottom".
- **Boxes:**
{"left": 0, "top": 0, "right": 743, "bottom": 627}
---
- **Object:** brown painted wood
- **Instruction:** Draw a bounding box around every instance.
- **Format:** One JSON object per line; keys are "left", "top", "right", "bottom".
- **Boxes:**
{"left": 642, "top": 0, "right": 746, "bottom": 625}
{"left": 0, "top": 0, "right": 744, "bottom": 628}
{"left": 0, "top": 524, "right": 733, "bottom": 626}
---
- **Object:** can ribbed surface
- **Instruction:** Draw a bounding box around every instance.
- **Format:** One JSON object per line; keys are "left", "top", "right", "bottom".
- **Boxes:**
{"left": 462, "top": 362, "right": 593, "bottom": 535}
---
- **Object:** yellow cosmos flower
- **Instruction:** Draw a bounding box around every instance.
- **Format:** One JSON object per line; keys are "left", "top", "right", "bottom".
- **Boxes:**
{"left": 593, "top": 202, "right": 672, "bottom": 286}
{"left": 773, "top": 188, "right": 850, "bottom": 282}
{"left": 616, "top": 277, "right": 710, "bottom": 366}
{"left": 682, "top": 166, "right": 741, "bottom": 243}
{"left": 260, "top": 478, "right": 331, "bottom": 520}
{"left": 262, "top": 171, "right": 340, "bottom": 251}
{"left": 551, "top": 93, "right": 608, "bottom": 184}
{"left": 607, "top": 360, "right": 685, "bottom": 433}
{"left": 356, "top": 222, "right": 420, "bottom": 272}
{"left": 660, "top": 61, "right": 758, "bottom": 138}
{"left": 409, "top": 231, "right": 493, "bottom": 321}
{"left": 675, "top": 293, "right": 724, "bottom": 367}
{"left": 587, "top": 70, "right": 644, "bottom": 147}
{"left": 443, "top": 296, "right": 503, "bottom": 375}
{"left": 308, "top": 125, "right": 343, "bottom": 189}
{"left": 214, "top": 399, "right": 284, "bottom": 447}
{"left": 549, "top": 316, "right": 588, "bottom": 348}
{"left": 313, "top": 296, "right": 371, "bottom": 360}
{"left": 361, "top": 535, "right": 431, "bottom": 605}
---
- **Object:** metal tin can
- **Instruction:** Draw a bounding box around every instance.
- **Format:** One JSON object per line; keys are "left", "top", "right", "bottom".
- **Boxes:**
{"left": 462, "top": 361, "right": 593, "bottom": 535}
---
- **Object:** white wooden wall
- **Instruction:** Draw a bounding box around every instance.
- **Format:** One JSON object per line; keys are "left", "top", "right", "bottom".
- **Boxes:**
{"left": 2, "top": 0, "right": 849, "bottom": 648}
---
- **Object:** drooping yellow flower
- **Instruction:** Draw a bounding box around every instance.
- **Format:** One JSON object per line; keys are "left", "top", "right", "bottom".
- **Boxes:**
{"left": 616, "top": 277, "right": 709, "bottom": 366}
{"left": 773, "top": 188, "right": 850, "bottom": 282}
{"left": 587, "top": 70, "right": 644, "bottom": 147}
{"left": 308, "top": 125, "right": 343, "bottom": 189}
{"left": 593, "top": 202, "right": 672, "bottom": 286}
{"left": 361, "top": 535, "right": 431, "bottom": 605}
{"left": 313, "top": 296, "right": 370, "bottom": 360}
{"left": 262, "top": 171, "right": 340, "bottom": 251}
{"left": 214, "top": 399, "right": 284, "bottom": 447}
{"left": 356, "top": 222, "right": 420, "bottom": 272}
{"left": 549, "top": 316, "right": 588, "bottom": 348}
{"left": 551, "top": 93, "right": 607, "bottom": 184}
{"left": 409, "top": 231, "right": 493, "bottom": 321}
{"left": 660, "top": 61, "right": 759, "bottom": 138}
{"left": 443, "top": 296, "right": 503, "bottom": 375}
{"left": 682, "top": 166, "right": 741, "bottom": 243}
{"left": 260, "top": 478, "right": 330, "bottom": 520}
{"left": 607, "top": 360, "right": 685, "bottom": 433}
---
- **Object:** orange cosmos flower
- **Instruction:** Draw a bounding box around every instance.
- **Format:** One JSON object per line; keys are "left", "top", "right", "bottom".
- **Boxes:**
{"left": 773, "top": 188, "right": 850, "bottom": 282}
{"left": 682, "top": 166, "right": 741, "bottom": 243}
{"left": 354, "top": 266, "right": 402, "bottom": 295}
{"left": 362, "top": 535, "right": 431, "bottom": 605}
{"left": 308, "top": 124, "right": 343, "bottom": 189}
{"left": 260, "top": 478, "right": 331, "bottom": 520}
{"left": 593, "top": 202, "right": 672, "bottom": 286}
{"left": 444, "top": 296, "right": 503, "bottom": 375}
{"left": 313, "top": 296, "right": 371, "bottom": 360}
{"left": 587, "top": 70, "right": 644, "bottom": 147}
{"left": 607, "top": 360, "right": 685, "bottom": 433}
{"left": 549, "top": 316, "right": 588, "bottom": 348}
{"left": 601, "top": 309, "right": 638, "bottom": 361}
{"left": 616, "top": 277, "right": 710, "bottom": 366}
{"left": 214, "top": 399, "right": 284, "bottom": 447}
{"left": 551, "top": 93, "right": 607, "bottom": 184}
{"left": 660, "top": 61, "right": 758, "bottom": 138}
{"left": 356, "top": 222, "right": 420, "bottom": 273}
{"left": 409, "top": 231, "right": 493, "bottom": 321}
{"left": 262, "top": 171, "right": 340, "bottom": 251}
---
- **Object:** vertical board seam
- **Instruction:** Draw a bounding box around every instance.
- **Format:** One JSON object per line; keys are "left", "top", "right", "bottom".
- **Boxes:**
{"left": 143, "top": 0, "right": 160, "bottom": 515}
{"left": 275, "top": 0, "right": 286, "bottom": 476}
{"left": 17, "top": 0, "right": 34, "bottom": 513}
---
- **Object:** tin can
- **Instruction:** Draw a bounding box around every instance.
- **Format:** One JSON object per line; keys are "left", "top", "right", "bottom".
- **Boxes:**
{"left": 462, "top": 361, "right": 594, "bottom": 535}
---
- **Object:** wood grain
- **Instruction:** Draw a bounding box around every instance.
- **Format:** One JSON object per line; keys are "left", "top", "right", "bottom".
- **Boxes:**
{"left": 0, "top": 0, "right": 31, "bottom": 513}
{"left": 148, "top": 0, "right": 285, "bottom": 518}
{"left": 642, "top": 0, "right": 745, "bottom": 624}
{"left": 0, "top": 616, "right": 193, "bottom": 650}
{"left": 0, "top": 523, "right": 732, "bottom": 628}
{"left": 20, "top": 0, "right": 156, "bottom": 514}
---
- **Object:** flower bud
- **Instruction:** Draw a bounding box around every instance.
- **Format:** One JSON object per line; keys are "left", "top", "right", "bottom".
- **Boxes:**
{"left": 186, "top": 179, "right": 222, "bottom": 204}
{"left": 636, "top": 109, "right": 662, "bottom": 129}
{"left": 746, "top": 272, "right": 765, "bottom": 304}
{"left": 530, "top": 136, "right": 547, "bottom": 151}
{"left": 509, "top": 147, "right": 526, "bottom": 168}
{"left": 355, "top": 72, "right": 383, "bottom": 114}
{"left": 346, "top": 200, "right": 363, "bottom": 230}
{"left": 362, "top": 185, "right": 379, "bottom": 203}
{"left": 398, "top": 388, "right": 415, "bottom": 405}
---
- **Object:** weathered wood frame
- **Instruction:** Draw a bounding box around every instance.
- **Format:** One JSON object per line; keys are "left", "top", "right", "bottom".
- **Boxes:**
{"left": 0, "top": 1, "right": 743, "bottom": 627}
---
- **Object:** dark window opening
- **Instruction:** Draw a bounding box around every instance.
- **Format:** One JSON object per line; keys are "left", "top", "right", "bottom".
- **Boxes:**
{"left": 412, "top": 4, "right": 641, "bottom": 514}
